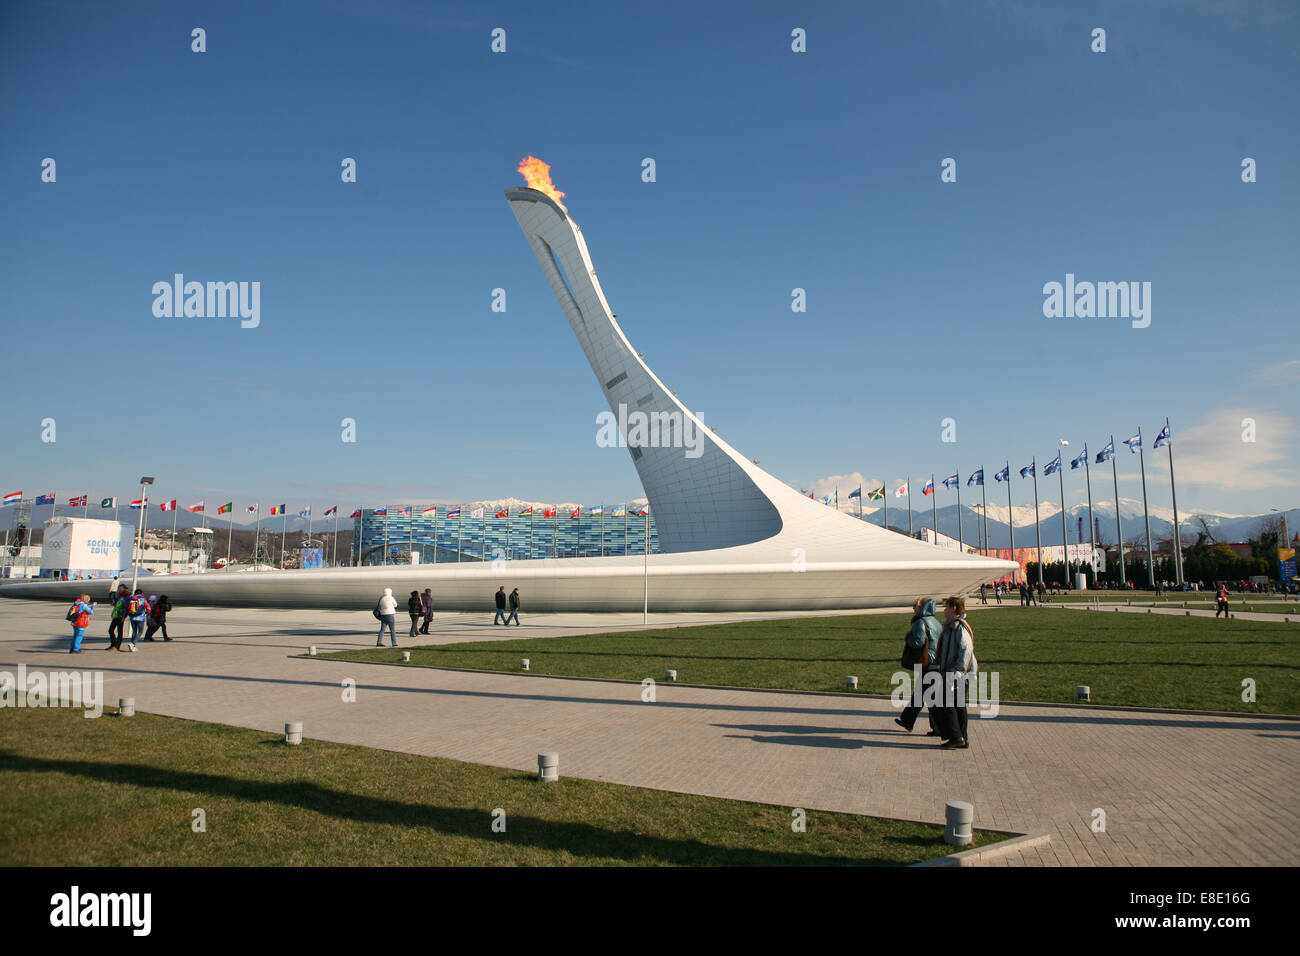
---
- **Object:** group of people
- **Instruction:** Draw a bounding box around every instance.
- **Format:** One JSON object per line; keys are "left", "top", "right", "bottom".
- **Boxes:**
{"left": 371, "top": 585, "right": 523, "bottom": 645}
{"left": 64, "top": 577, "right": 174, "bottom": 653}
{"left": 895, "top": 595, "right": 977, "bottom": 749}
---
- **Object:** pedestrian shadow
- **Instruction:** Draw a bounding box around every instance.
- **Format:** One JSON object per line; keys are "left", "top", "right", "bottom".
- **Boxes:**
{"left": 0, "top": 751, "right": 920, "bottom": 866}
{"left": 720, "top": 732, "right": 932, "bottom": 751}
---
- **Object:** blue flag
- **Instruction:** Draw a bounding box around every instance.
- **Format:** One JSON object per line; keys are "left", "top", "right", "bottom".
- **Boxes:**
{"left": 1044, "top": 454, "right": 1062, "bottom": 476}
{"left": 1123, "top": 434, "right": 1141, "bottom": 453}
{"left": 994, "top": 464, "right": 1010, "bottom": 483}
{"left": 967, "top": 469, "right": 984, "bottom": 487}
{"left": 1070, "top": 449, "right": 1087, "bottom": 470}
{"left": 848, "top": 487, "right": 861, "bottom": 499}
{"left": 942, "top": 473, "right": 959, "bottom": 490}
{"left": 1095, "top": 441, "right": 1114, "bottom": 463}
{"left": 1153, "top": 424, "right": 1171, "bottom": 448}
{"left": 1019, "top": 462, "right": 1035, "bottom": 478}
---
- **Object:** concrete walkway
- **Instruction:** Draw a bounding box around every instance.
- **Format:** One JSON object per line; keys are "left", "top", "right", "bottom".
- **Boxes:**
{"left": 1, "top": 598, "right": 1296, "bottom": 866}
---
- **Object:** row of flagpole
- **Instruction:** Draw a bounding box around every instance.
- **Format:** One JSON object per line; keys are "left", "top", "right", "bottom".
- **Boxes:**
{"left": 833, "top": 419, "right": 1180, "bottom": 586}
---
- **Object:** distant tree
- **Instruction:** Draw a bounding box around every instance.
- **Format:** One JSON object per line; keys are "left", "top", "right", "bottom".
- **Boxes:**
{"left": 1248, "top": 515, "right": 1282, "bottom": 561}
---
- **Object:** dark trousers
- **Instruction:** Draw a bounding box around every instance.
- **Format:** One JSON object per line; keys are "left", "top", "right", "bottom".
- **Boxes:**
{"left": 144, "top": 619, "right": 169, "bottom": 640}
{"left": 420, "top": 612, "right": 432, "bottom": 634}
{"left": 108, "top": 617, "right": 124, "bottom": 649}
{"left": 1216, "top": 601, "right": 1229, "bottom": 618}
{"left": 409, "top": 614, "right": 421, "bottom": 637}
{"left": 898, "top": 668, "right": 939, "bottom": 731}
{"left": 935, "top": 678, "right": 970, "bottom": 742}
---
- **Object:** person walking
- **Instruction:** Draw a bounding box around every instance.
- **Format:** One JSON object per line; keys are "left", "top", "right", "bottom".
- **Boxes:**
{"left": 1017, "top": 582, "right": 1027, "bottom": 606}
{"left": 978, "top": 583, "right": 988, "bottom": 605}
{"left": 933, "top": 595, "right": 977, "bottom": 750}
{"left": 125, "top": 589, "right": 150, "bottom": 652}
{"left": 1215, "top": 583, "right": 1230, "bottom": 619}
{"left": 505, "top": 587, "right": 521, "bottom": 626}
{"left": 493, "top": 586, "right": 508, "bottom": 625}
{"left": 144, "top": 594, "right": 173, "bottom": 641}
{"left": 407, "top": 590, "right": 423, "bottom": 638}
{"left": 374, "top": 587, "right": 398, "bottom": 646}
{"left": 107, "top": 576, "right": 120, "bottom": 602}
{"left": 107, "top": 585, "right": 129, "bottom": 650}
{"left": 419, "top": 587, "right": 433, "bottom": 634}
{"left": 994, "top": 583, "right": 1003, "bottom": 605}
{"left": 895, "top": 597, "right": 943, "bottom": 734}
{"left": 66, "top": 594, "right": 95, "bottom": 653}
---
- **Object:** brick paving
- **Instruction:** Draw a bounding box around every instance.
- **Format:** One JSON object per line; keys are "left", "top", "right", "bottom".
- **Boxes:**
{"left": 1, "top": 598, "right": 1296, "bottom": 866}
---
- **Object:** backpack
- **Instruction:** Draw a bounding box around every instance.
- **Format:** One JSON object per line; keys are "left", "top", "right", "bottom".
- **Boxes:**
{"left": 128, "top": 596, "right": 143, "bottom": 616}
{"left": 65, "top": 604, "right": 79, "bottom": 623}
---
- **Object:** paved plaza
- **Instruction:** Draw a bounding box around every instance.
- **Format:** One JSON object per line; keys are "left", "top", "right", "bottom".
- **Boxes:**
{"left": 1, "top": 596, "right": 1296, "bottom": 866}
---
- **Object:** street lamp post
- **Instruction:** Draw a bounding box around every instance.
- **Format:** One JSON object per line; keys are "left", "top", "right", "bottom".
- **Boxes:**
{"left": 131, "top": 477, "right": 154, "bottom": 593}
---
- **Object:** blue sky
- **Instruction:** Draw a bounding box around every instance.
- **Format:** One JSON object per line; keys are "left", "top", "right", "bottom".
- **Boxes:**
{"left": 1, "top": 0, "right": 1297, "bottom": 526}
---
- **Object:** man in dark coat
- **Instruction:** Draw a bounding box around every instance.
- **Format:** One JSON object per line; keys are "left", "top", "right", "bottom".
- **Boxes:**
{"left": 506, "top": 587, "right": 521, "bottom": 626}
{"left": 493, "top": 586, "right": 507, "bottom": 625}
{"left": 407, "top": 590, "right": 423, "bottom": 637}
{"left": 419, "top": 588, "right": 433, "bottom": 634}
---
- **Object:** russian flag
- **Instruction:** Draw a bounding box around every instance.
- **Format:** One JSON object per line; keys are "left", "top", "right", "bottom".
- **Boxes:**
{"left": 371, "top": 508, "right": 387, "bottom": 517}
{"left": 3, "top": 492, "right": 21, "bottom": 506}
{"left": 324, "top": 506, "right": 338, "bottom": 517}
{"left": 921, "top": 477, "right": 934, "bottom": 496}
{"left": 349, "top": 509, "right": 362, "bottom": 519}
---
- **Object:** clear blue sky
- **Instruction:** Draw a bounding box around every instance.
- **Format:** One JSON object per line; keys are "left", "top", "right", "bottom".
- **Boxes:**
{"left": 2, "top": 0, "right": 1297, "bottom": 525}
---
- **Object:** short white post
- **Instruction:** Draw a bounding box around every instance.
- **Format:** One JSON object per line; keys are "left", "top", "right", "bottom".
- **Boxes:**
{"left": 666, "top": 669, "right": 677, "bottom": 682}
{"left": 285, "top": 721, "right": 303, "bottom": 745}
{"left": 537, "top": 751, "right": 559, "bottom": 783}
{"left": 520, "top": 658, "right": 530, "bottom": 671}
{"left": 944, "top": 800, "right": 973, "bottom": 847}
{"left": 1076, "top": 685, "right": 1091, "bottom": 702}
{"left": 401, "top": 651, "right": 411, "bottom": 662}
{"left": 118, "top": 697, "right": 135, "bottom": 717}
{"left": 309, "top": 646, "right": 317, "bottom": 656}
{"left": 846, "top": 676, "right": 859, "bottom": 689}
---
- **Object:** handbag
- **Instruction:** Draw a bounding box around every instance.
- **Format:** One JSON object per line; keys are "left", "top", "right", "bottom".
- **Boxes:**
{"left": 901, "top": 635, "right": 930, "bottom": 669}
{"left": 372, "top": 601, "right": 382, "bottom": 621}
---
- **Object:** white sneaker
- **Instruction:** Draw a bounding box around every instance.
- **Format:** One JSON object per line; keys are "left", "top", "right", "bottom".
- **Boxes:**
{"left": 129, "top": 643, "right": 137, "bottom": 652}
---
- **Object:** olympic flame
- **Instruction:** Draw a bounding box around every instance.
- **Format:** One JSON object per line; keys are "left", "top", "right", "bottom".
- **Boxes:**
{"left": 517, "top": 155, "right": 566, "bottom": 205}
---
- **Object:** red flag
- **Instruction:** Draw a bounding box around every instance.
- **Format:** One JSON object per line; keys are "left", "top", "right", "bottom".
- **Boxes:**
{"left": 543, "top": 507, "right": 556, "bottom": 518}
{"left": 350, "top": 509, "right": 362, "bottom": 519}
{"left": 495, "top": 509, "right": 508, "bottom": 518}
{"left": 159, "top": 499, "right": 177, "bottom": 511}
{"left": 569, "top": 507, "right": 580, "bottom": 519}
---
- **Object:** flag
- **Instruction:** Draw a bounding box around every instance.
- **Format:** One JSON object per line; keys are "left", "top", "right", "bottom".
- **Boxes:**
{"left": 543, "top": 507, "right": 556, "bottom": 518}
{"left": 130, "top": 499, "right": 148, "bottom": 509}
{"left": 495, "top": 509, "right": 508, "bottom": 518}
{"left": 637, "top": 507, "right": 649, "bottom": 516}
{"left": 396, "top": 506, "right": 411, "bottom": 516}
{"left": 35, "top": 493, "right": 55, "bottom": 505}
{"left": 569, "top": 507, "right": 581, "bottom": 519}
{"left": 247, "top": 504, "right": 259, "bottom": 514}
{"left": 588, "top": 506, "right": 603, "bottom": 515}
{"left": 894, "top": 483, "right": 908, "bottom": 498}
{"left": 349, "top": 508, "right": 362, "bottom": 519}
{"left": 942, "top": 474, "right": 959, "bottom": 490}
{"left": 445, "top": 508, "right": 461, "bottom": 519}
{"left": 470, "top": 507, "right": 485, "bottom": 519}
{"left": 519, "top": 506, "right": 534, "bottom": 515}
{"left": 372, "top": 508, "right": 387, "bottom": 517}
{"left": 994, "top": 465, "right": 1010, "bottom": 483}
{"left": 612, "top": 507, "right": 627, "bottom": 516}
{"left": 324, "top": 506, "right": 338, "bottom": 517}
{"left": 270, "top": 504, "right": 286, "bottom": 516}
{"left": 100, "top": 496, "right": 116, "bottom": 509}
{"left": 967, "top": 469, "right": 984, "bottom": 487}
{"left": 1070, "top": 449, "right": 1087, "bottom": 470}
{"left": 5, "top": 491, "right": 23, "bottom": 506}
{"left": 921, "top": 477, "right": 935, "bottom": 496}
{"left": 1153, "top": 424, "right": 1171, "bottom": 449}
{"left": 822, "top": 495, "right": 831, "bottom": 505}
{"left": 848, "top": 488, "right": 862, "bottom": 500}
{"left": 188, "top": 501, "right": 205, "bottom": 513}
{"left": 298, "top": 507, "right": 311, "bottom": 518}
{"left": 1044, "top": 454, "right": 1062, "bottom": 476}
{"left": 807, "top": 491, "right": 814, "bottom": 498}
{"left": 1095, "top": 441, "right": 1114, "bottom": 463}
{"left": 159, "top": 499, "right": 177, "bottom": 511}
{"left": 69, "top": 494, "right": 88, "bottom": 507}
{"left": 1019, "top": 463, "right": 1035, "bottom": 478}
{"left": 868, "top": 486, "right": 885, "bottom": 501}
{"left": 1124, "top": 434, "right": 1141, "bottom": 453}
{"left": 421, "top": 506, "right": 437, "bottom": 516}
{"left": 217, "top": 502, "right": 232, "bottom": 515}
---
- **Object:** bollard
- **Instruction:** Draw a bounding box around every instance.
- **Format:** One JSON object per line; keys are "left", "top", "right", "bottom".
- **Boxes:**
{"left": 1147, "top": 609, "right": 1152, "bottom": 614}
{"left": 285, "top": 721, "right": 303, "bottom": 745}
{"left": 118, "top": 697, "right": 135, "bottom": 717}
{"left": 401, "top": 651, "right": 410, "bottom": 662}
{"left": 537, "top": 751, "right": 559, "bottom": 783}
{"left": 1076, "top": 685, "right": 1091, "bottom": 703}
{"left": 1249, "top": 606, "right": 1254, "bottom": 612}
{"left": 1230, "top": 614, "right": 1236, "bottom": 620}
{"left": 1186, "top": 611, "right": 1191, "bottom": 616}
{"left": 1114, "top": 607, "right": 1119, "bottom": 612}
{"left": 846, "top": 676, "right": 859, "bottom": 689}
{"left": 666, "top": 669, "right": 677, "bottom": 682}
{"left": 944, "top": 800, "right": 974, "bottom": 847}
{"left": 520, "top": 658, "right": 530, "bottom": 671}
{"left": 309, "top": 646, "right": 317, "bottom": 656}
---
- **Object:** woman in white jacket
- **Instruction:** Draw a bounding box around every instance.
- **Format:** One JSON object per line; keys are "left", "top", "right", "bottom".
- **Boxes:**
{"left": 375, "top": 587, "right": 399, "bottom": 647}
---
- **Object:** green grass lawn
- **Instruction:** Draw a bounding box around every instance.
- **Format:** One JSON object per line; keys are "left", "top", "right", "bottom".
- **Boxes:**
{"left": 327, "top": 608, "right": 1300, "bottom": 714}
{"left": 0, "top": 705, "right": 1007, "bottom": 866}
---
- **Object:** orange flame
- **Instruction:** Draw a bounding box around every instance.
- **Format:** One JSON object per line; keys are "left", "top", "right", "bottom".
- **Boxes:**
{"left": 517, "top": 155, "right": 566, "bottom": 205}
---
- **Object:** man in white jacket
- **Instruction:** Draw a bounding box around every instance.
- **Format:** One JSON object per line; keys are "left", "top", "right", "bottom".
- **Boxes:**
{"left": 934, "top": 595, "right": 977, "bottom": 750}
{"left": 375, "top": 587, "right": 398, "bottom": 647}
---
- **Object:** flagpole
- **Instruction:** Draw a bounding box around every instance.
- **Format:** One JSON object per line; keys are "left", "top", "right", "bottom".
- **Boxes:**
{"left": 623, "top": 505, "right": 628, "bottom": 555}
{"left": 280, "top": 510, "right": 287, "bottom": 569}
{"left": 254, "top": 507, "right": 262, "bottom": 568}
{"left": 1137, "top": 427, "right": 1154, "bottom": 588}
{"left": 956, "top": 474, "right": 963, "bottom": 551}
{"left": 169, "top": 503, "right": 177, "bottom": 573}
{"left": 383, "top": 508, "right": 389, "bottom": 566}
{"left": 980, "top": 469, "right": 987, "bottom": 556}
{"left": 433, "top": 509, "right": 438, "bottom": 565}
{"left": 1166, "top": 418, "right": 1183, "bottom": 586}
{"left": 83, "top": 495, "right": 88, "bottom": 518}
{"left": 457, "top": 507, "right": 462, "bottom": 563}
{"left": 643, "top": 507, "right": 649, "bottom": 625}
{"left": 332, "top": 509, "right": 339, "bottom": 566}
{"left": 227, "top": 510, "right": 233, "bottom": 566}
{"left": 552, "top": 506, "right": 557, "bottom": 558}
{"left": 600, "top": 505, "right": 605, "bottom": 557}
{"left": 359, "top": 509, "right": 365, "bottom": 566}
{"left": 1032, "top": 457, "right": 1043, "bottom": 586}
{"left": 408, "top": 505, "right": 413, "bottom": 563}
{"left": 930, "top": 474, "right": 937, "bottom": 546}
{"left": 883, "top": 484, "right": 888, "bottom": 533}
{"left": 1083, "top": 446, "right": 1096, "bottom": 576}
{"left": 1005, "top": 464, "right": 1015, "bottom": 583}
{"left": 1110, "top": 436, "right": 1125, "bottom": 587}
{"left": 907, "top": 477, "right": 913, "bottom": 537}
{"left": 1058, "top": 454, "right": 1069, "bottom": 589}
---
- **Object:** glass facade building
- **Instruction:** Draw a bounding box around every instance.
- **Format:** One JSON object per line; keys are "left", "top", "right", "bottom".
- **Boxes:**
{"left": 354, "top": 510, "right": 660, "bottom": 565}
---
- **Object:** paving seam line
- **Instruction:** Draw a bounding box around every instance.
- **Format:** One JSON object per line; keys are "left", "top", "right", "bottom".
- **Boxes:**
{"left": 290, "top": 655, "right": 1300, "bottom": 721}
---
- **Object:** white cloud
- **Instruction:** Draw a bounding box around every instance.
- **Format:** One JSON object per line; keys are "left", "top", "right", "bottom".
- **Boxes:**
{"left": 1145, "top": 408, "right": 1295, "bottom": 491}
{"left": 1250, "top": 360, "right": 1300, "bottom": 387}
